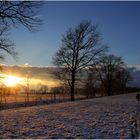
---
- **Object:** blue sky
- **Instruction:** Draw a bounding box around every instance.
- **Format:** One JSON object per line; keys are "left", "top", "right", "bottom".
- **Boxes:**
{"left": 4, "top": 1, "right": 140, "bottom": 67}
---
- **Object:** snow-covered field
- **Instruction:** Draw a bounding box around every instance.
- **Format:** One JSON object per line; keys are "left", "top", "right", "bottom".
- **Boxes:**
{"left": 0, "top": 93, "right": 140, "bottom": 139}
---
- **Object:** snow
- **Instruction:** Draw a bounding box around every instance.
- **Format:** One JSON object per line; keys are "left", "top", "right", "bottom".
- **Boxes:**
{"left": 0, "top": 93, "right": 139, "bottom": 139}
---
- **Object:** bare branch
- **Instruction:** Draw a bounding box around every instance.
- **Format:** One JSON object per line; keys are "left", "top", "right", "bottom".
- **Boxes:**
{"left": 0, "top": 1, "right": 43, "bottom": 32}
{"left": 0, "top": 25, "right": 17, "bottom": 60}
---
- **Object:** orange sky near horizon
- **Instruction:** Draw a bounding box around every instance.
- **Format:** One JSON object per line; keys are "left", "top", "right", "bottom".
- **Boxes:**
{"left": 0, "top": 73, "right": 60, "bottom": 89}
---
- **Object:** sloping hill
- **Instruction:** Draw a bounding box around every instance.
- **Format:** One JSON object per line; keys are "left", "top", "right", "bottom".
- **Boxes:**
{"left": 0, "top": 93, "right": 139, "bottom": 139}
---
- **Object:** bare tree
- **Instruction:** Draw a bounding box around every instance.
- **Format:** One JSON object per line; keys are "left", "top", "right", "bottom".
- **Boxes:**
{"left": 95, "top": 54, "right": 127, "bottom": 96}
{"left": 115, "top": 67, "right": 132, "bottom": 94}
{"left": 84, "top": 72, "right": 97, "bottom": 98}
{"left": 52, "top": 21, "right": 107, "bottom": 101}
{"left": 82, "top": 67, "right": 102, "bottom": 98}
{"left": 0, "top": 1, "right": 42, "bottom": 31}
{"left": 0, "top": 25, "right": 16, "bottom": 59}
{"left": 0, "top": 1, "right": 43, "bottom": 60}
{"left": 25, "top": 70, "right": 31, "bottom": 104}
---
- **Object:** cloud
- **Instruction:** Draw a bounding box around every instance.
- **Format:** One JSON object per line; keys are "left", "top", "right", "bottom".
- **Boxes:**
{"left": 127, "top": 65, "right": 140, "bottom": 87}
{"left": 20, "top": 63, "right": 32, "bottom": 68}
{"left": 1, "top": 64, "right": 140, "bottom": 88}
{"left": 0, "top": 65, "right": 60, "bottom": 89}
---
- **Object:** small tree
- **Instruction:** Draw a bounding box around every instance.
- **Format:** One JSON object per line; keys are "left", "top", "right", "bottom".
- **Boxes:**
{"left": 115, "top": 67, "right": 132, "bottom": 94}
{"left": 52, "top": 21, "right": 106, "bottom": 101}
{"left": 83, "top": 67, "right": 100, "bottom": 98}
{"left": 39, "top": 84, "right": 48, "bottom": 94}
{"left": 96, "top": 54, "right": 126, "bottom": 96}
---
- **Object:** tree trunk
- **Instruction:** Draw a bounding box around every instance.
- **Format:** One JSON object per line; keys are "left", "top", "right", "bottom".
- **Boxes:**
{"left": 108, "top": 86, "right": 111, "bottom": 96}
{"left": 70, "top": 71, "right": 75, "bottom": 101}
{"left": 108, "top": 80, "right": 112, "bottom": 96}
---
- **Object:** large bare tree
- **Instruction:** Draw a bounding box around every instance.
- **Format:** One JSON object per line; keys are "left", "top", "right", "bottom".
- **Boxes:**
{"left": 0, "top": 1, "right": 42, "bottom": 60}
{"left": 52, "top": 21, "right": 106, "bottom": 101}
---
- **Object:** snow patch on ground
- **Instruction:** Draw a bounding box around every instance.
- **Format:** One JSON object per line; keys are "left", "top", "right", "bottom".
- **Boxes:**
{"left": 0, "top": 93, "right": 139, "bottom": 139}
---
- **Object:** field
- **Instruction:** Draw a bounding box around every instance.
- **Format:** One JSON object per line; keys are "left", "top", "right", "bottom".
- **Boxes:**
{"left": 0, "top": 93, "right": 65, "bottom": 103}
{"left": 0, "top": 92, "right": 139, "bottom": 139}
{"left": 0, "top": 92, "right": 85, "bottom": 109}
{"left": 0, "top": 93, "right": 85, "bottom": 103}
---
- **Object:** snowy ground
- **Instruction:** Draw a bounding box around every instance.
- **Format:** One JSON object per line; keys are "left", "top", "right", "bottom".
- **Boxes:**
{"left": 0, "top": 93, "right": 140, "bottom": 139}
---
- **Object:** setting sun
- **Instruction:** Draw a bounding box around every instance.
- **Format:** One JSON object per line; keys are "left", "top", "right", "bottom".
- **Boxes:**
{"left": 4, "top": 76, "right": 22, "bottom": 87}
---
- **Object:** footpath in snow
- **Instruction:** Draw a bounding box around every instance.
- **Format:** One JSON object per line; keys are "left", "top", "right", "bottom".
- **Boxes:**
{"left": 0, "top": 93, "right": 140, "bottom": 139}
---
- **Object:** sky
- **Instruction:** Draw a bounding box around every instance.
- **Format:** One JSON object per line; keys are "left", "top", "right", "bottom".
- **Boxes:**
{"left": 3, "top": 1, "right": 140, "bottom": 67}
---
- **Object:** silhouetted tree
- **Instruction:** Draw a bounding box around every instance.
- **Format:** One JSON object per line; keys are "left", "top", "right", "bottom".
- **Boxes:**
{"left": 39, "top": 84, "right": 48, "bottom": 94}
{"left": 115, "top": 67, "right": 132, "bottom": 94}
{"left": 52, "top": 21, "right": 107, "bottom": 101}
{"left": 83, "top": 69, "right": 99, "bottom": 98}
{"left": 0, "top": 1, "right": 43, "bottom": 60}
{"left": 0, "top": 1, "right": 42, "bottom": 31}
{"left": 96, "top": 54, "right": 125, "bottom": 96}
{"left": 0, "top": 25, "right": 16, "bottom": 59}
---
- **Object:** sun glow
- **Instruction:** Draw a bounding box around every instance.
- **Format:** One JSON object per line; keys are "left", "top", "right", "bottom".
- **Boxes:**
{"left": 4, "top": 76, "right": 22, "bottom": 87}
{"left": 0, "top": 73, "right": 59, "bottom": 89}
